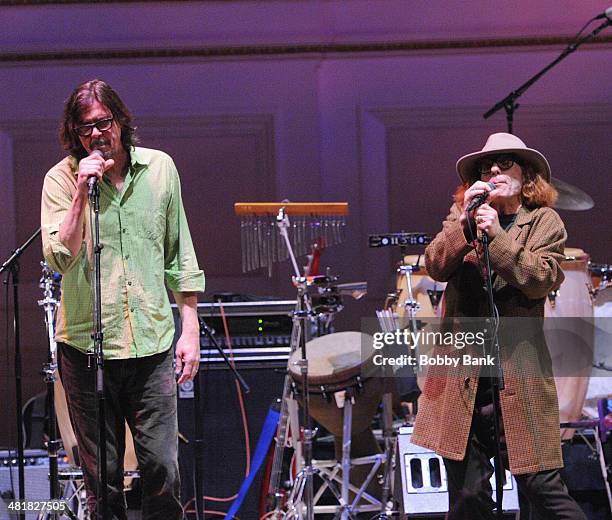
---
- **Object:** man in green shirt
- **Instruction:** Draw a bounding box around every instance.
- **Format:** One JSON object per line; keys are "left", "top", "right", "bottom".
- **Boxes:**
{"left": 41, "top": 79, "right": 205, "bottom": 519}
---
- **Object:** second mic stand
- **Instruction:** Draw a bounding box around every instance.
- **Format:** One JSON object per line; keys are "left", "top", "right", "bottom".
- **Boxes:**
{"left": 0, "top": 227, "right": 41, "bottom": 520}
{"left": 88, "top": 180, "right": 108, "bottom": 520}
{"left": 480, "top": 233, "right": 505, "bottom": 520}
{"left": 193, "top": 316, "right": 250, "bottom": 519}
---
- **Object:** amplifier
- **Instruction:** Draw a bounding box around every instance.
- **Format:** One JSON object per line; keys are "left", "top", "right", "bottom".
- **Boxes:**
{"left": 0, "top": 449, "right": 71, "bottom": 519}
{"left": 172, "top": 300, "right": 295, "bottom": 368}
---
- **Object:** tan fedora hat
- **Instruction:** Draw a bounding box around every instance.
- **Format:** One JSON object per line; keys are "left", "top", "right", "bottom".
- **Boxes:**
{"left": 456, "top": 132, "right": 551, "bottom": 184}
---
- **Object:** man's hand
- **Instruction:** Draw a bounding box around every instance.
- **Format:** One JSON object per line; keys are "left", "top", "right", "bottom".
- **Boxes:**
{"left": 75, "top": 152, "right": 114, "bottom": 195}
{"left": 173, "top": 291, "right": 200, "bottom": 385}
{"left": 175, "top": 332, "right": 200, "bottom": 385}
{"left": 475, "top": 203, "right": 502, "bottom": 239}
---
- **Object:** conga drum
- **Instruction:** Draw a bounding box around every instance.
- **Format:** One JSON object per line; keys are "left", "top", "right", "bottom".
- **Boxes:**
{"left": 544, "top": 247, "right": 595, "bottom": 439}
{"left": 287, "top": 331, "right": 384, "bottom": 494}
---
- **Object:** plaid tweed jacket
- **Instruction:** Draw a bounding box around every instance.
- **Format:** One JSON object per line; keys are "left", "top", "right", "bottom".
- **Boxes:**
{"left": 411, "top": 204, "right": 567, "bottom": 475}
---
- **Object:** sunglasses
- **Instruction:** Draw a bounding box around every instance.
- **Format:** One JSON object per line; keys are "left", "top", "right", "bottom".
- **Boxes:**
{"left": 74, "top": 116, "right": 114, "bottom": 137}
{"left": 477, "top": 154, "right": 520, "bottom": 176}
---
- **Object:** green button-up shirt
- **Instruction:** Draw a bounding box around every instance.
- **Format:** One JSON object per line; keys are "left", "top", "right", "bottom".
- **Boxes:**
{"left": 41, "top": 147, "right": 205, "bottom": 359}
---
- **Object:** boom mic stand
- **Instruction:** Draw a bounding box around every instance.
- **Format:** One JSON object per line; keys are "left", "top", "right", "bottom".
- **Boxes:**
{"left": 190, "top": 317, "right": 250, "bottom": 520}
{"left": 0, "top": 227, "right": 41, "bottom": 520}
{"left": 88, "top": 180, "right": 108, "bottom": 520}
{"left": 484, "top": 10, "right": 611, "bottom": 131}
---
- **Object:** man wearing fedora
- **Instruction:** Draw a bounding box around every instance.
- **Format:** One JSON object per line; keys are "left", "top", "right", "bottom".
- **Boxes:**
{"left": 412, "top": 133, "right": 586, "bottom": 519}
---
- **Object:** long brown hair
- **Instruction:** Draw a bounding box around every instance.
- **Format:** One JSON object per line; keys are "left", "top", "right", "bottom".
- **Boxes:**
{"left": 60, "top": 79, "right": 137, "bottom": 160}
{"left": 454, "top": 162, "right": 557, "bottom": 209}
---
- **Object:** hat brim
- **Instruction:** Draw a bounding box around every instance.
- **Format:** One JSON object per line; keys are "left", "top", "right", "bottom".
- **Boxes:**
{"left": 456, "top": 147, "right": 551, "bottom": 184}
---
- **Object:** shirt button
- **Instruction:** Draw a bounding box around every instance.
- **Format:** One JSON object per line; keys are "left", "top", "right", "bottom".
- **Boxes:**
{"left": 127, "top": 281, "right": 132, "bottom": 286}
{"left": 130, "top": 307, "right": 134, "bottom": 313}
{"left": 464, "top": 377, "right": 470, "bottom": 389}
{"left": 122, "top": 228, "right": 127, "bottom": 233}
{"left": 125, "top": 255, "right": 129, "bottom": 260}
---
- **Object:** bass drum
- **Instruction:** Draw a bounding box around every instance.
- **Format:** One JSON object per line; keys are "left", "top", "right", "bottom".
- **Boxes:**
{"left": 55, "top": 371, "right": 138, "bottom": 489}
{"left": 544, "top": 248, "right": 594, "bottom": 440}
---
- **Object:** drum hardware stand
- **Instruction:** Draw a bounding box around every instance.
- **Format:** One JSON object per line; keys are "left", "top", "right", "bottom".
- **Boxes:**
{"left": 38, "top": 261, "right": 80, "bottom": 519}
{"left": 0, "top": 227, "right": 42, "bottom": 520}
{"left": 277, "top": 206, "right": 317, "bottom": 520}
{"left": 88, "top": 179, "right": 108, "bottom": 520}
{"left": 483, "top": 7, "right": 611, "bottom": 132}
{"left": 397, "top": 262, "right": 422, "bottom": 370}
{"left": 373, "top": 392, "right": 398, "bottom": 519}
{"left": 480, "top": 232, "right": 505, "bottom": 520}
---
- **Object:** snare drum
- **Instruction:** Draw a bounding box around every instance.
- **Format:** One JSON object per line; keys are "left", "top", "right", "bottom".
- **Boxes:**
{"left": 544, "top": 247, "right": 595, "bottom": 439}
{"left": 287, "top": 332, "right": 384, "bottom": 456}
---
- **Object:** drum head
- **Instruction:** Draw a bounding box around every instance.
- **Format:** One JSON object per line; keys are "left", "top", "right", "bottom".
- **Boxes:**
{"left": 287, "top": 331, "right": 374, "bottom": 387}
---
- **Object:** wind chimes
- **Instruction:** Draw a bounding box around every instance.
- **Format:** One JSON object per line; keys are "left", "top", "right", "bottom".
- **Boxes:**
{"left": 234, "top": 202, "right": 349, "bottom": 275}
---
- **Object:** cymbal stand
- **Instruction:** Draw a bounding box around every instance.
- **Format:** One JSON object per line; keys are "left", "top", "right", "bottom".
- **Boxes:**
{"left": 276, "top": 207, "right": 316, "bottom": 520}
{"left": 37, "top": 261, "right": 71, "bottom": 518}
{"left": 397, "top": 262, "right": 421, "bottom": 370}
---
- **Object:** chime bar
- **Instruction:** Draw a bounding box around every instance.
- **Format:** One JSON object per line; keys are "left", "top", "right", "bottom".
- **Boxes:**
{"left": 234, "top": 202, "right": 349, "bottom": 216}
{"left": 235, "top": 202, "right": 349, "bottom": 275}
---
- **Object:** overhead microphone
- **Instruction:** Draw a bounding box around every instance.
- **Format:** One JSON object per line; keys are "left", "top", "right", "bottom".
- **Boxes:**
{"left": 466, "top": 181, "right": 496, "bottom": 212}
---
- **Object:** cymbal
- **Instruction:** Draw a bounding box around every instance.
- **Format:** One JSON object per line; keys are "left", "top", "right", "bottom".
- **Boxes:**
{"left": 551, "top": 176, "right": 594, "bottom": 211}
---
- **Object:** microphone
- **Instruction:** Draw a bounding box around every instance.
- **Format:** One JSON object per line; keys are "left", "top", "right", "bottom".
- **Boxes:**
{"left": 466, "top": 182, "right": 496, "bottom": 212}
{"left": 595, "top": 6, "right": 612, "bottom": 19}
{"left": 87, "top": 150, "right": 104, "bottom": 195}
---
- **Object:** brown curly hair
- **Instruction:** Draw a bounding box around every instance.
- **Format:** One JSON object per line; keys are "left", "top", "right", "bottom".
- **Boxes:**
{"left": 59, "top": 79, "right": 137, "bottom": 161}
{"left": 454, "top": 162, "right": 557, "bottom": 209}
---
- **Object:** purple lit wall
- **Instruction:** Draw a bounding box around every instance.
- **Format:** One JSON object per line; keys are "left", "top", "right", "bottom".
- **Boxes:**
{"left": 0, "top": 0, "right": 610, "bottom": 461}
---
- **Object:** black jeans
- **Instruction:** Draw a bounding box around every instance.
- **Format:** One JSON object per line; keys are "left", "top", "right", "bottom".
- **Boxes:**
{"left": 58, "top": 344, "right": 182, "bottom": 520}
{"left": 443, "top": 383, "right": 587, "bottom": 520}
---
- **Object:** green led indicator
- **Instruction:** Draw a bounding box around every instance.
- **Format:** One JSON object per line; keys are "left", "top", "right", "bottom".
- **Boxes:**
{"left": 258, "top": 326, "right": 263, "bottom": 332}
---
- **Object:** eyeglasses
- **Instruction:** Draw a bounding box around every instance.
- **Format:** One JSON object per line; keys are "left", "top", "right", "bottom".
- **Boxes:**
{"left": 74, "top": 117, "right": 113, "bottom": 137}
{"left": 478, "top": 154, "right": 520, "bottom": 176}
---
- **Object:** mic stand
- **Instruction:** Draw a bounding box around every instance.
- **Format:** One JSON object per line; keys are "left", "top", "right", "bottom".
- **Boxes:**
{"left": 480, "top": 233, "right": 505, "bottom": 520}
{"left": 199, "top": 317, "right": 250, "bottom": 394}
{"left": 88, "top": 181, "right": 108, "bottom": 520}
{"left": 192, "top": 318, "right": 250, "bottom": 519}
{"left": 0, "top": 227, "right": 41, "bottom": 520}
{"left": 483, "top": 15, "right": 611, "bottom": 132}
